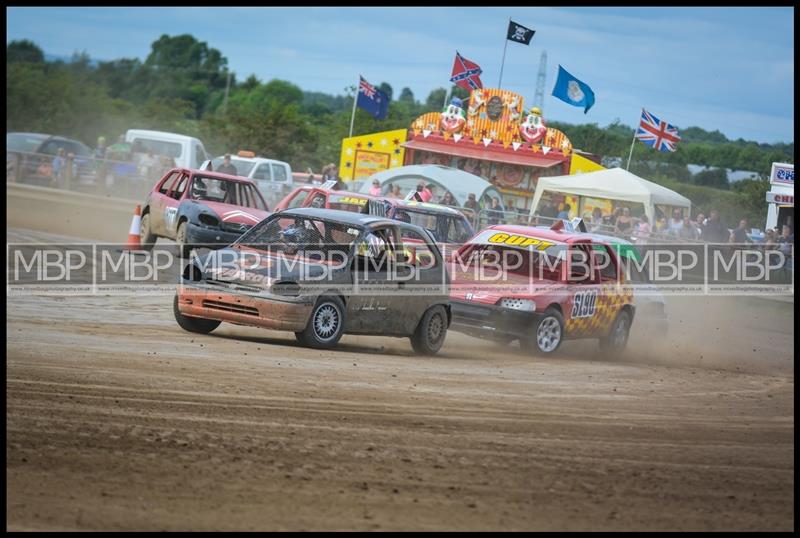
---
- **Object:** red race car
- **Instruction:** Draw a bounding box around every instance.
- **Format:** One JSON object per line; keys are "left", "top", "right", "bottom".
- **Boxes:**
{"left": 273, "top": 185, "right": 377, "bottom": 213}
{"left": 140, "top": 167, "right": 271, "bottom": 256}
{"left": 449, "top": 222, "right": 635, "bottom": 355}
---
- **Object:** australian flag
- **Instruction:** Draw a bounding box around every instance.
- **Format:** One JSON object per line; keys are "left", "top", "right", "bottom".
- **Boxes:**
{"left": 635, "top": 109, "right": 681, "bottom": 152}
{"left": 450, "top": 52, "right": 483, "bottom": 92}
{"left": 357, "top": 76, "right": 389, "bottom": 120}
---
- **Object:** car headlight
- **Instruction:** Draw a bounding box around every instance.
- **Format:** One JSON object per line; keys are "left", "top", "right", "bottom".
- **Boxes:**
{"left": 198, "top": 213, "right": 220, "bottom": 227}
{"left": 499, "top": 298, "right": 536, "bottom": 312}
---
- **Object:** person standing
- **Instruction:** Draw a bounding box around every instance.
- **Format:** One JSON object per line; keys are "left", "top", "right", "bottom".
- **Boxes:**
{"left": 368, "top": 179, "right": 382, "bottom": 197}
{"left": 729, "top": 219, "right": 753, "bottom": 244}
{"left": 440, "top": 191, "right": 458, "bottom": 206}
{"left": 487, "top": 197, "right": 504, "bottom": 226}
{"left": 614, "top": 207, "right": 634, "bottom": 235}
{"left": 51, "top": 148, "right": 66, "bottom": 185}
{"left": 216, "top": 154, "right": 238, "bottom": 176}
{"left": 556, "top": 203, "right": 571, "bottom": 220}
{"left": 702, "top": 210, "right": 728, "bottom": 243}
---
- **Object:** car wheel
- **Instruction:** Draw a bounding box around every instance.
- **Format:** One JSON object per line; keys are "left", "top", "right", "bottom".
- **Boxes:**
{"left": 296, "top": 296, "right": 345, "bottom": 349}
{"left": 410, "top": 305, "right": 448, "bottom": 356}
{"left": 520, "top": 307, "right": 564, "bottom": 356}
{"left": 139, "top": 212, "right": 156, "bottom": 251}
{"left": 175, "top": 221, "right": 191, "bottom": 258}
{"left": 600, "top": 310, "right": 632, "bottom": 354}
{"left": 173, "top": 294, "right": 220, "bottom": 334}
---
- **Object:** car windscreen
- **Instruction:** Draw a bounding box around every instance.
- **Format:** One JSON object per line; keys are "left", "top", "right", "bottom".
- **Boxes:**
{"left": 395, "top": 208, "right": 472, "bottom": 243}
{"left": 7, "top": 134, "right": 47, "bottom": 153}
{"left": 210, "top": 157, "right": 257, "bottom": 178}
{"left": 131, "top": 138, "right": 182, "bottom": 159}
{"left": 455, "top": 243, "right": 565, "bottom": 281}
{"left": 190, "top": 176, "right": 267, "bottom": 211}
{"left": 238, "top": 215, "right": 362, "bottom": 259}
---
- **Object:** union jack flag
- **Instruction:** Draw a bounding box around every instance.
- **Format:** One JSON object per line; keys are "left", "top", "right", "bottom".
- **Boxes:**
{"left": 359, "top": 77, "right": 377, "bottom": 98}
{"left": 635, "top": 108, "right": 681, "bottom": 152}
{"left": 450, "top": 52, "right": 483, "bottom": 92}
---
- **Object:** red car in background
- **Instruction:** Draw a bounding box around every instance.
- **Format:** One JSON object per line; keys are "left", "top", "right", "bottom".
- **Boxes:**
{"left": 273, "top": 185, "right": 377, "bottom": 213}
{"left": 140, "top": 167, "right": 271, "bottom": 256}
{"left": 449, "top": 222, "right": 635, "bottom": 356}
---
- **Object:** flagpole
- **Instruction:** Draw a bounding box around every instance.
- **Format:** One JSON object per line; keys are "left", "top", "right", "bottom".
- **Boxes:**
{"left": 349, "top": 75, "right": 359, "bottom": 138}
{"left": 498, "top": 18, "right": 510, "bottom": 88}
{"left": 626, "top": 128, "right": 637, "bottom": 171}
{"left": 442, "top": 85, "right": 452, "bottom": 109}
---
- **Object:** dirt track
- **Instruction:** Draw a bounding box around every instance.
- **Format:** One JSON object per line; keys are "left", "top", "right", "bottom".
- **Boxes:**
{"left": 5, "top": 188, "right": 795, "bottom": 531}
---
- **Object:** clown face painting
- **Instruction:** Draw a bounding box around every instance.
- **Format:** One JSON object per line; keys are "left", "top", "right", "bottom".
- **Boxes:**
{"left": 519, "top": 107, "right": 547, "bottom": 144}
{"left": 440, "top": 98, "right": 466, "bottom": 133}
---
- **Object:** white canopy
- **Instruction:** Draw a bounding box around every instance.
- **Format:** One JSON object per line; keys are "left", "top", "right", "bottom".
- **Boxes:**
{"left": 529, "top": 167, "right": 692, "bottom": 223}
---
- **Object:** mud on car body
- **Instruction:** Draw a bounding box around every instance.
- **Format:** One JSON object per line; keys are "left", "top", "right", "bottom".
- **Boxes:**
{"left": 449, "top": 223, "right": 635, "bottom": 355}
{"left": 174, "top": 207, "right": 451, "bottom": 355}
{"left": 140, "top": 167, "right": 271, "bottom": 257}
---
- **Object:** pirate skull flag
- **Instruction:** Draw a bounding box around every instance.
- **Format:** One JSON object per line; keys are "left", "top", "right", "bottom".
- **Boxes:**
{"left": 507, "top": 20, "right": 534, "bottom": 45}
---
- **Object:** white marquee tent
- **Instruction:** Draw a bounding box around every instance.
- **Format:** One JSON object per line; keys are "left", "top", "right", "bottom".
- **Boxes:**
{"left": 529, "top": 167, "right": 692, "bottom": 224}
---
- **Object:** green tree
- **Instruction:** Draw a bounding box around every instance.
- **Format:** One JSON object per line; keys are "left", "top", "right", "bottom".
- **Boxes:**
{"left": 378, "top": 82, "right": 393, "bottom": 102}
{"left": 7, "top": 39, "right": 45, "bottom": 63}
{"left": 398, "top": 87, "right": 415, "bottom": 104}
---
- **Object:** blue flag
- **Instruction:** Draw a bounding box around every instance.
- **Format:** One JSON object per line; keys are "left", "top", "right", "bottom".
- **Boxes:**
{"left": 356, "top": 76, "right": 389, "bottom": 120}
{"left": 552, "top": 65, "right": 595, "bottom": 114}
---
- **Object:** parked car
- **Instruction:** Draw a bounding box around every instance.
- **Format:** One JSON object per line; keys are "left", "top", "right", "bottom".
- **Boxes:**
{"left": 6, "top": 132, "right": 94, "bottom": 185}
{"left": 449, "top": 222, "right": 635, "bottom": 355}
{"left": 174, "top": 207, "right": 451, "bottom": 354}
{"left": 210, "top": 151, "right": 293, "bottom": 198}
{"left": 140, "top": 167, "right": 271, "bottom": 257}
{"left": 125, "top": 129, "right": 210, "bottom": 171}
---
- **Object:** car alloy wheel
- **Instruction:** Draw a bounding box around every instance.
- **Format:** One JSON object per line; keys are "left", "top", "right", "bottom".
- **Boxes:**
{"left": 537, "top": 316, "right": 562, "bottom": 353}
{"left": 313, "top": 303, "right": 340, "bottom": 342}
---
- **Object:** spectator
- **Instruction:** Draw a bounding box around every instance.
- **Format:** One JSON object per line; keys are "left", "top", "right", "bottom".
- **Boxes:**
{"left": 694, "top": 213, "right": 706, "bottom": 240}
{"left": 322, "top": 163, "right": 340, "bottom": 183}
{"left": 729, "top": 219, "right": 753, "bottom": 244}
{"left": 539, "top": 199, "right": 559, "bottom": 220}
{"left": 138, "top": 150, "right": 159, "bottom": 179}
{"left": 615, "top": 207, "right": 634, "bottom": 235}
{"left": 414, "top": 183, "right": 432, "bottom": 202}
{"left": 655, "top": 217, "right": 669, "bottom": 235}
{"left": 668, "top": 208, "right": 684, "bottom": 236}
{"left": 425, "top": 183, "right": 437, "bottom": 201}
{"left": 588, "top": 207, "right": 605, "bottom": 232}
{"left": 702, "top": 210, "right": 728, "bottom": 243}
{"left": 679, "top": 216, "right": 699, "bottom": 241}
{"left": 556, "top": 203, "right": 571, "bottom": 220}
{"left": 633, "top": 214, "right": 651, "bottom": 242}
{"left": 368, "top": 179, "right": 382, "bottom": 197}
{"left": 51, "top": 148, "right": 67, "bottom": 184}
{"left": 487, "top": 197, "right": 504, "bottom": 226}
{"left": 764, "top": 228, "right": 778, "bottom": 250}
{"left": 389, "top": 185, "right": 402, "bottom": 198}
{"left": 440, "top": 191, "right": 458, "bottom": 206}
{"left": 606, "top": 207, "right": 622, "bottom": 228}
{"left": 464, "top": 193, "right": 479, "bottom": 211}
{"left": 216, "top": 154, "right": 238, "bottom": 176}
{"left": 776, "top": 224, "right": 794, "bottom": 254}
{"left": 94, "top": 136, "right": 108, "bottom": 183}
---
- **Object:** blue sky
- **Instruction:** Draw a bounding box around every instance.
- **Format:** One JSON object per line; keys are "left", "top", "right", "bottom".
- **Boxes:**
{"left": 6, "top": 7, "right": 795, "bottom": 143}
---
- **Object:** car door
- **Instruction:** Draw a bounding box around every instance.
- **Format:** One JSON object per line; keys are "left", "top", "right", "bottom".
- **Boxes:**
{"left": 149, "top": 170, "right": 181, "bottom": 237}
{"left": 347, "top": 225, "right": 410, "bottom": 335}
{"left": 397, "top": 225, "right": 446, "bottom": 333}
{"left": 566, "top": 242, "right": 602, "bottom": 338}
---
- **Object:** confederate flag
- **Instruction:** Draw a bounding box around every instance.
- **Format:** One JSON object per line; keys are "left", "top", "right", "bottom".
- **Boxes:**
{"left": 450, "top": 52, "right": 483, "bottom": 92}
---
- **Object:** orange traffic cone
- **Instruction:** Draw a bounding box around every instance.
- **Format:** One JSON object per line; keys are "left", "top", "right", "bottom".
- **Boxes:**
{"left": 122, "top": 204, "right": 143, "bottom": 251}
